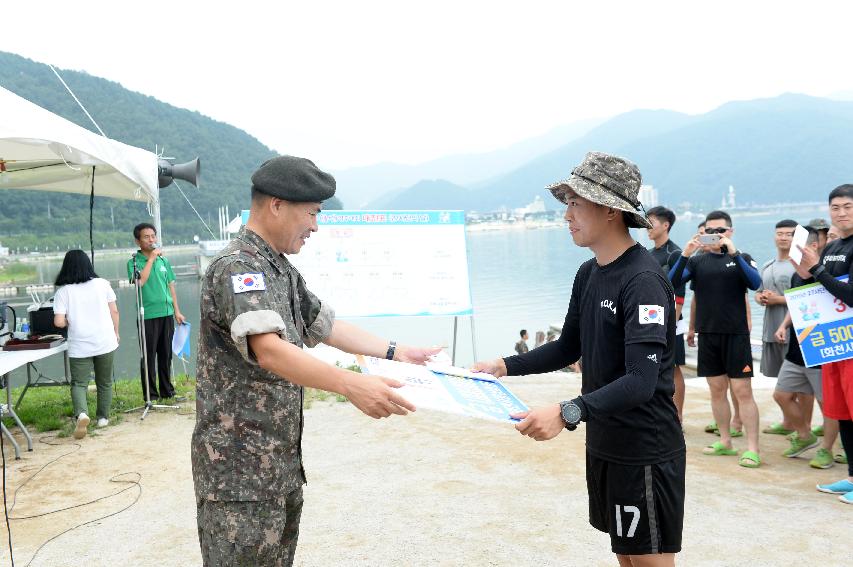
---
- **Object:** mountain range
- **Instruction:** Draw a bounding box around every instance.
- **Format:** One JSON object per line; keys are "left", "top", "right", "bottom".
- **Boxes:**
{"left": 331, "top": 117, "right": 602, "bottom": 208}
{"left": 376, "top": 94, "right": 853, "bottom": 212}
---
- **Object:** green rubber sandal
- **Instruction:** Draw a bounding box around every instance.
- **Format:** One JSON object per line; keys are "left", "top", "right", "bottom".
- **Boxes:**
{"left": 739, "top": 450, "right": 761, "bottom": 468}
{"left": 703, "top": 441, "right": 738, "bottom": 456}
{"left": 705, "top": 422, "right": 719, "bottom": 434}
{"left": 762, "top": 422, "right": 794, "bottom": 435}
{"left": 714, "top": 428, "right": 744, "bottom": 438}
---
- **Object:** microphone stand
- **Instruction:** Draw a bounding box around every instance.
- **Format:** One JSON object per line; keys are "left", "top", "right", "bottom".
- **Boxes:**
{"left": 125, "top": 251, "right": 179, "bottom": 420}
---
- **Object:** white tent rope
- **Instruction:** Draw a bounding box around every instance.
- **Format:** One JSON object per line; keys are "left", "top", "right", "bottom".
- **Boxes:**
{"left": 48, "top": 64, "right": 108, "bottom": 138}
{"left": 171, "top": 179, "right": 217, "bottom": 239}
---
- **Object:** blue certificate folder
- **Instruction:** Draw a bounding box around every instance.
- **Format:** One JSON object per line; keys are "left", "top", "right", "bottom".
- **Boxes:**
{"left": 357, "top": 356, "right": 529, "bottom": 424}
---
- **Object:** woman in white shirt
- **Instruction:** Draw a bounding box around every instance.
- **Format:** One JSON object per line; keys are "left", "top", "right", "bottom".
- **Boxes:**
{"left": 53, "top": 250, "right": 119, "bottom": 439}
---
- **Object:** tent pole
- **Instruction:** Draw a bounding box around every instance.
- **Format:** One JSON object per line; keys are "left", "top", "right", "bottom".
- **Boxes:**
{"left": 153, "top": 198, "right": 163, "bottom": 243}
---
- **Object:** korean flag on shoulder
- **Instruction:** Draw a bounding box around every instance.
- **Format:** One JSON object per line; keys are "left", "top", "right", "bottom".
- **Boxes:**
{"left": 232, "top": 273, "right": 266, "bottom": 293}
{"left": 639, "top": 305, "right": 665, "bottom": 325}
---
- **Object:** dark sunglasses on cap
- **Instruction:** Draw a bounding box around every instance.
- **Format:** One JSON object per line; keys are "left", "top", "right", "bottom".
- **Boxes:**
{"left": 704, "top": 227, "right": 730, "bottom": 234}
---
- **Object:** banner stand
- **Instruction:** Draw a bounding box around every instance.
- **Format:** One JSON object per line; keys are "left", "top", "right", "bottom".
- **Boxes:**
{"left": 451, "top": 315, "right": 478, "bottom": 366}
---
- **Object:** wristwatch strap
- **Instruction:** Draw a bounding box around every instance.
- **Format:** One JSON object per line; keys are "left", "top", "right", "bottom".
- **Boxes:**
{"left": 386, "top": 340, "right": 397, "bottom": 360}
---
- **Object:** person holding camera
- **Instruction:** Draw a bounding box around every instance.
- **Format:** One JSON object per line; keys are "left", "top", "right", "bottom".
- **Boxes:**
{"left": 126, "top": 223, "right": 186, "bottom": 401}
{"left": 53, "top": 250, "right": 119, "bottom": 439}
{"left": 669, "top": 210, "right": 763, "bottom": 467}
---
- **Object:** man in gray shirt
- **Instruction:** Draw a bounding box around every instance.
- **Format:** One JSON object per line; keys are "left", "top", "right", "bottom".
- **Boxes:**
{"left": 756, "top": 219, "right": 797, "bottom": 378}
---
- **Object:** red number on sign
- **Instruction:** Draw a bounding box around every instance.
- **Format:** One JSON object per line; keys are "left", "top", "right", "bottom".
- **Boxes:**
{"left": 835, "top": 298, "right": 848, "bottom": 313}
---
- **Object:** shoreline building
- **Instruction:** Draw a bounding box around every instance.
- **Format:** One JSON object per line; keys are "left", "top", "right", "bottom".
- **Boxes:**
{"left": 638, "top": 184, "right": 658, "bottom": 208}
{"left": 721, "top": 185, "right": 736, "bottom": 209}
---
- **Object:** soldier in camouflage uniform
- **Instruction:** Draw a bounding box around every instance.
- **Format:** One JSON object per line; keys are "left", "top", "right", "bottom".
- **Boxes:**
{"left": 192, "top": 156, "right": 439, "bottom": 567}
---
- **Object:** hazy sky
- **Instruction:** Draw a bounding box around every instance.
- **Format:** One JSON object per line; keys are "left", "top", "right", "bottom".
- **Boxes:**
{"left": 3, "top": 1, "right": 852, "bottom": 170}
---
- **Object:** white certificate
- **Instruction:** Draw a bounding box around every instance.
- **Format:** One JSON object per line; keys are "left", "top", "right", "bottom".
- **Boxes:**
{"left": 789, "top": 224, "right": 809, "bottom": 265}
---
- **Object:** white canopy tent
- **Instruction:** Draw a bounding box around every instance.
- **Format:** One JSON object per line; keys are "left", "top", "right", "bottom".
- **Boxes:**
{"left": 0, "top": 86, "right": 163, "bottom": 242}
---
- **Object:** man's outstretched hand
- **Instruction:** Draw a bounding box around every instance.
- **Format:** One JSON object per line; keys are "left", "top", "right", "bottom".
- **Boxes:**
{"left": 342, "top": 373, "right": 416, "bottom": 419}
{"left": 512, "top": 404, "right": 564, "bottom": 441}
{"left": 470, "top": 358, "right": 508, "bottom": 378}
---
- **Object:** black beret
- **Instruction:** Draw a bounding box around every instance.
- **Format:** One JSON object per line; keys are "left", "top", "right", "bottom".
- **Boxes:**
{"left": 251, "top": 155, "right": 336, "bottom": 202}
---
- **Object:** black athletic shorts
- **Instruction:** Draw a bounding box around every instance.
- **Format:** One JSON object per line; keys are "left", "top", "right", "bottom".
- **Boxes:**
{"left": 674, "top": 334, "right": 686, "bottom": 367}
{"left": 587, "top": 452, "right": 685, "bottom": 556}
{"left": 697, "top": 332, "right": 754, "bottom": 378}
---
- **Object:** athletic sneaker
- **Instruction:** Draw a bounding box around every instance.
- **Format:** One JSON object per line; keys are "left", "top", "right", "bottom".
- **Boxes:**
{"left": 73, "top": 412, "right": 90, "bottom": 440}
{"left": 840, "top": 492, "right": 853, "bottom": 505}
{"left": 783, "top": 433, "right": 819, "bottom": 458}
{"left": 836, "top": 452, "right": 848, "bottom": 465}
{"left": 817, "top": 479, "right": 853, "bottom": 494}
{"left": 809, "top": 448, "right": 834, "bottom": 469}
{"left": 811, "top": 425, "right": 824, "bottom": 437}
{"left": 96, "top": 418, "right": 109, "bottom": 428}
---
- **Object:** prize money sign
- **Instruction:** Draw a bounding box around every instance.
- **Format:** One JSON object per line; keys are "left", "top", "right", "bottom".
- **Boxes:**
{"left": 785, "top": 276, "right": 853, "bottom": 367}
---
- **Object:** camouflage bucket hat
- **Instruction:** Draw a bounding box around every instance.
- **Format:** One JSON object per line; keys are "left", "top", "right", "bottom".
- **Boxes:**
{"left": 547, "top": 151, "right": 651, "bottom": 229}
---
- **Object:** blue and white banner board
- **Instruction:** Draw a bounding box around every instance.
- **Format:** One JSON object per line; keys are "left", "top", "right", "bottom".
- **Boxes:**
{"left": 785, "top": 276, "right": 853, "bottom": 367}
{"left": 286, "top": 211, "right": 473, "bottom": 318}
{"left": 357, "top": 356, "right": 528, "bottom": 424}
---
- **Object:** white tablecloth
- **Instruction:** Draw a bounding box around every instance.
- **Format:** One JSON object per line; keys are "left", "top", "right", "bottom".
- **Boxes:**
{"left": 0, "top": 342, "right": 68, "bottom": 376}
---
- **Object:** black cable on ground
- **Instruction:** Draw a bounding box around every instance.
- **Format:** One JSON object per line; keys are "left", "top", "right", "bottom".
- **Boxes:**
{"left": 3, "top": 435, "right": 143, "bottom": 567}
{"left": 1, "top": 410, "right": 16, "bottom": 567}
{"left": 22, "top": 471, "right": 142, "bottom": 567}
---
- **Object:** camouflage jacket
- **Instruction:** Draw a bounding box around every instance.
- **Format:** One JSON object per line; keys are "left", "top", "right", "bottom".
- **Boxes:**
{"left": 191, "top": 227, "right": 335, "bottom": 502}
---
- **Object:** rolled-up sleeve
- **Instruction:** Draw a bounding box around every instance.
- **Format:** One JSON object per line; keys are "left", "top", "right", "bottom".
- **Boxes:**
{"left": 304, "top": 301, "right": 335, "bottom": 347}
{"left": 214, "top": 261, "right": 289, "bottom": 364}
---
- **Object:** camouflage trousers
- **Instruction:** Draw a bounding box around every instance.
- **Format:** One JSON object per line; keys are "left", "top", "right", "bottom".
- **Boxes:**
{"left": 197, "top": 487, "right": 304, "bottom": 567}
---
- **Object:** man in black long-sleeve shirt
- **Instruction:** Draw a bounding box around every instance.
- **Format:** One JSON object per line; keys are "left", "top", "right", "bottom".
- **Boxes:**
{"left": 668, "top": 210, "right": 763, "bottom": 467}
{"left": 791, "top": 184, "right": 853, "bottom": 504}
{"left": 473, "top": 152, "right": 684, "bottom": 566}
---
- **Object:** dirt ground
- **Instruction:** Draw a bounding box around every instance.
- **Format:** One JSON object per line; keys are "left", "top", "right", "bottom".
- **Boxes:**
{"left": 1, "top": 372, "right": 850, "bottom": 567}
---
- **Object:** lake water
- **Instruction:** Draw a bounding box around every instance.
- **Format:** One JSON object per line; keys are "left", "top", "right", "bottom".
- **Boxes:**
{"left": 4, "top": 204, "right": 828, "bottom": 388}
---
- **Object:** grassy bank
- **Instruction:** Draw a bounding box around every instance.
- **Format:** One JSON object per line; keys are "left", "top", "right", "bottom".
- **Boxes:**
{"left": 2, "top": 375, "right": 350, "bottom": 437}
{"left": 0, "top": 260, "right": 37, "bottom": 284}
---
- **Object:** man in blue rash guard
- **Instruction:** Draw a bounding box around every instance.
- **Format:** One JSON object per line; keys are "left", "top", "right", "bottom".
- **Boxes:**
{"left": 669, "top": 210, "right": 763, "bottom": 468}
{"left": 473, "top": 152, "right": 685, "bottom": 567}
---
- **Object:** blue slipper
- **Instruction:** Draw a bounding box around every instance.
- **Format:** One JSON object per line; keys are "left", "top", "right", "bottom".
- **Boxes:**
{"left": 817, "top": 479, "right": 853, "bottom": 494}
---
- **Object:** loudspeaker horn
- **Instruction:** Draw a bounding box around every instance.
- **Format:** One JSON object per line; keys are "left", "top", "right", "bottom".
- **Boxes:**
{"left": 158, "top": 157, "right": 200, "bottom": 188}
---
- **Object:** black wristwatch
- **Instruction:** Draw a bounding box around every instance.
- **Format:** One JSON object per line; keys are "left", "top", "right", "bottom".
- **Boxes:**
{"left": 809, "top": 264, "right": 826, "bottom": 278}
{"left": 559, "top": 400, "right": 582, "bottom": 431}
{"left": 385, "top": 340, "right": 397, "bottom": 360}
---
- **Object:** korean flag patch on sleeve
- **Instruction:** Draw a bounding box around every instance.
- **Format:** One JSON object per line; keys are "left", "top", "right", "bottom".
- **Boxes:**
{"left": 232, "top": 273, "right": 266, "bottom": 293}
{"left": 639, "top": 305, "right": 665, "bottom": 325}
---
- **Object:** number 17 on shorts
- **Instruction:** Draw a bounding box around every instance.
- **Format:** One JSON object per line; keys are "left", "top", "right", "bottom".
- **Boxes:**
{"left": 615, "top": 505, "right": 641, "bottom": 538}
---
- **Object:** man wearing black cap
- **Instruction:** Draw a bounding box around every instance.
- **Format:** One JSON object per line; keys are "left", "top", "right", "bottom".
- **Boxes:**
{"left": 191, "top": 155, "right": 439, "bottom": 566}
{"left": 473, "top": 152, "right": 685, "bottom": 566}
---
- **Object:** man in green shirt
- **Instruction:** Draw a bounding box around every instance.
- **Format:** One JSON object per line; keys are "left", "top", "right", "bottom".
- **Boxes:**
{"left": 127, "top": 222, "right": 186, "bottom": 401}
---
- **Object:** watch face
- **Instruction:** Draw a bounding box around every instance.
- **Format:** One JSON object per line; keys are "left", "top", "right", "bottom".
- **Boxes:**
{"left": 561, "top": 402, "right": 581, "bottom": 424}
